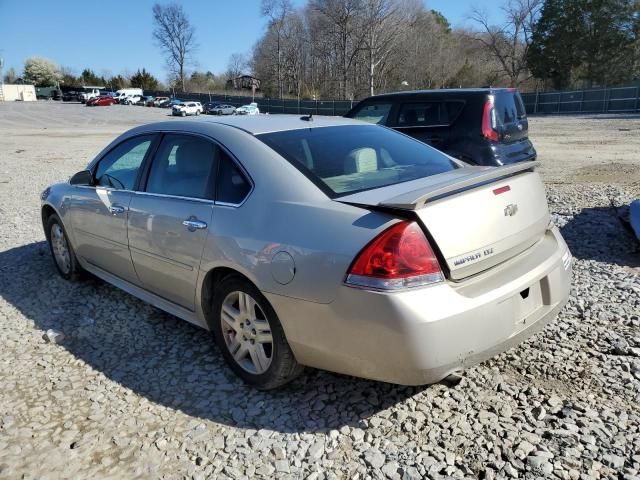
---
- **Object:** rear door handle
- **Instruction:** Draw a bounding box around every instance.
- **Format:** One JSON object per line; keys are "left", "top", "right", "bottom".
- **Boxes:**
{"left": 108, "top": 204, "right": 126, "bottom": 215}
{"left": 182, "top": 218, "right": 208, "bottom": 231}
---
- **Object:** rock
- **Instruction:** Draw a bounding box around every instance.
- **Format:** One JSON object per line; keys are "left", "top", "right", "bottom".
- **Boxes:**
{"left": 364, "top": 449, "right": 386, "bottom": 469}
{"left": 307, "top": 442, "right": 324, "bottom": 460}
{"left": 42, "top": 329, "right": 65, "bottom": 344}
{"left": 381, "top": 461, "right": 399, "bottom": 478}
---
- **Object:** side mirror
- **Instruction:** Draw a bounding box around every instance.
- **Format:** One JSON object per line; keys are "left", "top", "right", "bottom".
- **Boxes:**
{"left": 69, "top": 170, "right": 94, "bottom": 186}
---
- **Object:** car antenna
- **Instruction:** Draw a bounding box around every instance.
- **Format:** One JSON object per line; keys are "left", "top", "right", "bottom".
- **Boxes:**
{"left": 301, "top": 113, "right": 313, "bottom": 121}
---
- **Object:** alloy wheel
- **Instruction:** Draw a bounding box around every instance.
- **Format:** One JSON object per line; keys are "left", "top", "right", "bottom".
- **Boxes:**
{"left": 220, "top": 291, "right": 273, "bottom": 374}
{"left": 50, "top": 223, "right": 71, "bottom": 274}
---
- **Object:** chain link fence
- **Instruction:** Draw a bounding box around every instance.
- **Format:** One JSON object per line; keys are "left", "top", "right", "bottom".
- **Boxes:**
{"left": 147, "top": 85, "right": 640, "bottom": 117}
{"left": 146, "top": 91, "right": 356, "bottom": 116}
{"left": 521, "top": 85, "right": 640, "bottom": 115}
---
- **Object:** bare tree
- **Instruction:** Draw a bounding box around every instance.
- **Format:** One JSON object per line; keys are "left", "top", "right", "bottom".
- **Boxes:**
{"left": 152, "top": 3, "right": 197, "bottom": 91}
{"left": 361, "top": 0, "right": 402, "bottom": 95}
{"left": 261, "top": 0, "right": 293, "bottom": 98}
{"left": 226, "top": 53, "right": 247, "bottom": 80}
{"left": 470, "top": 0, "right": 542, "bottom": 86}
{"left": 310, "top": 0, "right": 366, "bottom": 99}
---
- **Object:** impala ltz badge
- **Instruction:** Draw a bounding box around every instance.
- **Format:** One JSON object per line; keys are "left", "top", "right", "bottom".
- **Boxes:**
{"left": 504, "top": 204, "right": 518, "bottom": 217}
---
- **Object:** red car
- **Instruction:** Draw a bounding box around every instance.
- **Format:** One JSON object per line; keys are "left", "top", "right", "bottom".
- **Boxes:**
{"left": 86, "top": 96, "right": 116, "bottom": 106}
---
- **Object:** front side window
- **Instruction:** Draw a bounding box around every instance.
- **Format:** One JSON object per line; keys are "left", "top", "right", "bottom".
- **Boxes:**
{"left": 146, "top": 134, "right": 217, "bottom": 199}
{"left": 258, "top": 125, "right": 458, "bottom": 197}
{"left": 94, "top": 135, "right": 154, "bottom": 190}
{"left": 349, "top": 102, "right": 392, "bottom": 124}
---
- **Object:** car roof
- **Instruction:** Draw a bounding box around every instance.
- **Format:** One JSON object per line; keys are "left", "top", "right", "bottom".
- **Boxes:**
{"left": 365, "top": 87, "right": 517, "bottom": 99}
{"left": 132, "top": 115, "right": 367, "bottom": 135}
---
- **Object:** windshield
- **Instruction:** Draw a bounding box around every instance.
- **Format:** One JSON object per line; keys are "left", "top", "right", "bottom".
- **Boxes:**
{"left": 257, "top": 125, "right": 458, "bottom": 197}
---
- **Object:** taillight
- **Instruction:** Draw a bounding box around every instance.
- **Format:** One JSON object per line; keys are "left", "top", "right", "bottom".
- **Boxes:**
{"left": 482, "top": 98, "right": 498, "bottom": 142}
{"left": 345, "top": 221, "right": 443, "bottom": 290}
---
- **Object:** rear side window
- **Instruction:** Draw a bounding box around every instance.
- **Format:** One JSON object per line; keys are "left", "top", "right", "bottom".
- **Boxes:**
{"left": 350, "top": 103, "right": 392, "bottom": 124}
{"left": 397, "top": 102, "right": 442, "bottom": 127}
{"left": 216, "top": 153, "right": 252, "bottom": 205}
{"left": 494, "top": 92, "right": 526, "bottom": 125}
{"left": 257, "top": 125, "right": 458, "bottom": 197}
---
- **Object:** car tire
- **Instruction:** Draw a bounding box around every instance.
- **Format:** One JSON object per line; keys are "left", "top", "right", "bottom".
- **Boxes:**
{"left": 211, "top": 275, "right": 303, "bottom": 390}
{"left": 46, "top": 213, "right": 83, "bottom": 281}
{"left": 181, "top": 111, "right": 186, "bottom": 117}
{"left": 195, "top": 110, "right": 200, "bottom": 116}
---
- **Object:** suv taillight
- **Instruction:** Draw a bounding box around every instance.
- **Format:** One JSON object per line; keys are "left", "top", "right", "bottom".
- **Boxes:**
{"left": 345, "top": 221, "right": 443, "bottom": 290}
{"left": 482, "top": 97, "right": 499, "bottom": 142}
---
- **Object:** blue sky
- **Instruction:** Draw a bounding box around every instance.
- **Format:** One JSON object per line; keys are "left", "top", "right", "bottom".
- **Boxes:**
{"left": 0, "top": 0, "right": 503, "bottom": 82}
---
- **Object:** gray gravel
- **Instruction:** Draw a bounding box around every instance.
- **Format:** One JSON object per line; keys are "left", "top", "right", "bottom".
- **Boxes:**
{"left": 0, "top": 102, "right": 639, "bottom": 479}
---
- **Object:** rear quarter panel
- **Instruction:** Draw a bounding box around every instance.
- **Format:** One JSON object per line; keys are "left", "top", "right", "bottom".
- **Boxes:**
{"left": 195, "top": 125, "right": 398, "bottom": 304}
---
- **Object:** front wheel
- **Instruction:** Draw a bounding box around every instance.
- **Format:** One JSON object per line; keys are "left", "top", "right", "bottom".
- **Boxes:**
{"left": 211, "top": 275, "right": 303, "bottom": 390}
{"left": 46, "top": 214, "right": 83, "bottom": 281}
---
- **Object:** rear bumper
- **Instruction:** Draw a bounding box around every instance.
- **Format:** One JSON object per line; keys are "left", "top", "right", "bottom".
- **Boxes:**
{"left": 266, "top": 227, "right": 571, "bottom": 385}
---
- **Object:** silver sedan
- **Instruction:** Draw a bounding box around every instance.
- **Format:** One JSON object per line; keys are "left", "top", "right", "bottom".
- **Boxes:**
{"left": 41, "top": 115, "right": 572, "bottom": 389}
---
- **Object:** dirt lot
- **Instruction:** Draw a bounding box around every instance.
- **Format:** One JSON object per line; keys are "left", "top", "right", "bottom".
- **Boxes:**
{"left": 0, "top": 102, "right": 638, "bottom": 480}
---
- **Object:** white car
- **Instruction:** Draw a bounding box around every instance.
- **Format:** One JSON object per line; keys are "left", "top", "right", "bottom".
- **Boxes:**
{"left": 235, "top": 103, "right": 260, "bottom": 115}
{"left": 123, "top": 95, "right": 142, "bottom": 105}
{"left": 172, "top": 101, "right": 203, "bottom": 117}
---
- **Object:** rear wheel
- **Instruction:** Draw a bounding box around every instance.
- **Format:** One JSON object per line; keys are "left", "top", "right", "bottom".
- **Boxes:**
{"left": 211, "top": 275, "right": 302, "bottom": 389}
{"left": 195, "top": 110, "right": 200, "bottom": 116}
{"left": 46, "top": 214, "right": 82, "bottom": 281}
{"left": 181, "top": 111, "right": 186, "bottom": 117}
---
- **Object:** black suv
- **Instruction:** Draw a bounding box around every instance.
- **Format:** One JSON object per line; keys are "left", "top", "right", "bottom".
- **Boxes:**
{"left": 345, "top": 88, "right": 536, "bottom": 166}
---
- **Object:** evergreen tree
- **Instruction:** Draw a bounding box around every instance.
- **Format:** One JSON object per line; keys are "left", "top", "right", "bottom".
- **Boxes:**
{"left": 528, "top": 0, "right": 638, "bottom": 89}
{"left": 130, "top": 69, "right": 160, "bottom": 90}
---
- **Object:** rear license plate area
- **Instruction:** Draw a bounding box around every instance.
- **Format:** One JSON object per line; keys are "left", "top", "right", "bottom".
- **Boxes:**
{"left": 515, "top": 281, "right": 543, "bottom": 326}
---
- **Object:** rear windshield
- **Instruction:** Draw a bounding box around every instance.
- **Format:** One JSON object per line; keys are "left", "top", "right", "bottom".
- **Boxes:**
{"left": 257, "top": 125, "right": 458, "bottom": 197}
{"left": 494, "top": 92, "right": 526, "bottom": 125}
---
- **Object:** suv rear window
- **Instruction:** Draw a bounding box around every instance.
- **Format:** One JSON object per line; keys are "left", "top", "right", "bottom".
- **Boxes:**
{"left": 494, "top": 92, "right": 526, "bottom": 125}
{"left": 257, "top": 125, "right": 458, "bottom": 197}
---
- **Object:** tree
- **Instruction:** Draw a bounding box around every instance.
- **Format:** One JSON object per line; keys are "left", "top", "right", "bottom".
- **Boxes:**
{"left": 152, "top": 3, "right": 197, "bottom": 91}
{"left": 261, "top": 0, "right": 294, "bottom": 97}
{"left": 361, "top": 0, "right": 403, "bottom": 95}
{"left": 23, "top": 57, "right": 62, "bottom": 86}
{"left": 108, "top": 75, "right": 130, "bottom": 89}
{"left": 470, "top": 0, "right": 542, "bottom": 86}
{"left": 3, "top": 67, "right": 17, "bottom": 84}
{"left": 528, "top": 0, "right": 638, "bottom": 89}
{"left": 80, "top": 68, "right": 105, "bottom": 85}
{"left": 226, "top": 53, "right": 247, "bottom": 79}
{"left": 130, "top": 68, "right": 160, "bottom": 90}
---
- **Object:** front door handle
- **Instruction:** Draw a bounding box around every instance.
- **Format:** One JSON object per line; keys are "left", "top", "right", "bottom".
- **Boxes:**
{"left": 182, "top": 218, "right": 208, "bottom": 231}
{"left": 108, "top": 204, "right": 125, "bottom": 215}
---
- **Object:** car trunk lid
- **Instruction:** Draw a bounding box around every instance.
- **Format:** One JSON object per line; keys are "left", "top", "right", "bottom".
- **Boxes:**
{"left": 336, "top": 161, "right": 549, "bottom": 280}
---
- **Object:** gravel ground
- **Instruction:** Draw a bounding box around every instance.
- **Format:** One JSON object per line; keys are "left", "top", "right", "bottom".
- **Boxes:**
{"left": 0, "top": 102, "right": 639, "bottom": 480}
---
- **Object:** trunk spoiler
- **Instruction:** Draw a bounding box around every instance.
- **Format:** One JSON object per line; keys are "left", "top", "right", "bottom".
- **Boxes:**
{"left": 378, "top": 161, "right": 541, "bottom": 210}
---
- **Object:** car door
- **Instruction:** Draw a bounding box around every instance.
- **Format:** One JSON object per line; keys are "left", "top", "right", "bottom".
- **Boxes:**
{"left": 127, "top": 133, "right": 218, "bottom": 310}
{"left": 68, "top": 134, "right": 157, "bottom": 284}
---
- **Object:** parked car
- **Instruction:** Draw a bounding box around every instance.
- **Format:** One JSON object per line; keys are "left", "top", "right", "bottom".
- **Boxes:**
{"left": 235, "top": 103, "right": 260, "bottom": 115}
{"left": 41, "top": 115, "right": 571, "bottom": 390}
{"left": 136, "top": 96, "right": 155, "bottom": 107}
{"left": 78, "top": 87, "right": 104, "bottom": 103}
{"left": 86, "top": 96, "right": 116, "bottom": 106}
{"left": 172, "top": 101, "right": 203, "bottom": 116}
{"left": 153, "top": 96, "right": 169, "bottom": 107}
{"left": 210, "top": 104, "right": 236, "bottom": 115}
{"left": 114, "top": 88, "right": 143, "bottom": 104}
{"left": 62, "top": 91, "right": 79, "bottom": 102}
{"left": 204, "top": 102, "right": 222, "bottom": 114}
{"left": 345, "top": 88, "right": 536, "bottom": 167}
{"left": 123, "top": 95, "right": 142, "bottom": 105}
{"left": 159, "top": 98, "right": 183, "bottom": 108}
